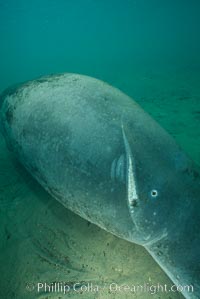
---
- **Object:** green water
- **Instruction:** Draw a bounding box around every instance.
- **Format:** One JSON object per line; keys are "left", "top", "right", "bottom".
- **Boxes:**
{"left": 0, "top": 0, "right": 200, "bottom": 92}
{"left": 0, "top": 1, "right": 199, "bottom": 298}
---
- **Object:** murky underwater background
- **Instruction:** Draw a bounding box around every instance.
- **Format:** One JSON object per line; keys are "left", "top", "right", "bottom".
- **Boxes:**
{"left": 0, "top": 0, "right": 200, "bottom": 298}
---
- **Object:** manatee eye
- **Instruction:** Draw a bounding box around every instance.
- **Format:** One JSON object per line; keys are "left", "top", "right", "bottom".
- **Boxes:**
{"left": 151, "top": 189, "right": 158, "bottom": 198}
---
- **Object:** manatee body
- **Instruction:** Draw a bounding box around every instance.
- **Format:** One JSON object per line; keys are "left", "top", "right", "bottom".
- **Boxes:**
{"left": 0, "top": 73, "right": 200, "bottom": 299}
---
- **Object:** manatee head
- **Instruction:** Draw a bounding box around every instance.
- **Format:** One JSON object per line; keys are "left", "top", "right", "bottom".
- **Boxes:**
{"left": 121, "top": 121, "right": 200, "bottom": 246}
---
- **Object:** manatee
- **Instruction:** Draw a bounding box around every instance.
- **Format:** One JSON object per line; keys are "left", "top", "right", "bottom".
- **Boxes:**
{"left": 0, "top": 73, "right": 199, "bottom": 299}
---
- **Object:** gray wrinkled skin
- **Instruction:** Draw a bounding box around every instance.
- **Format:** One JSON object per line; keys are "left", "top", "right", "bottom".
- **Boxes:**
{"left": 0, "top": 73, "right": 200, "bottom": 299}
